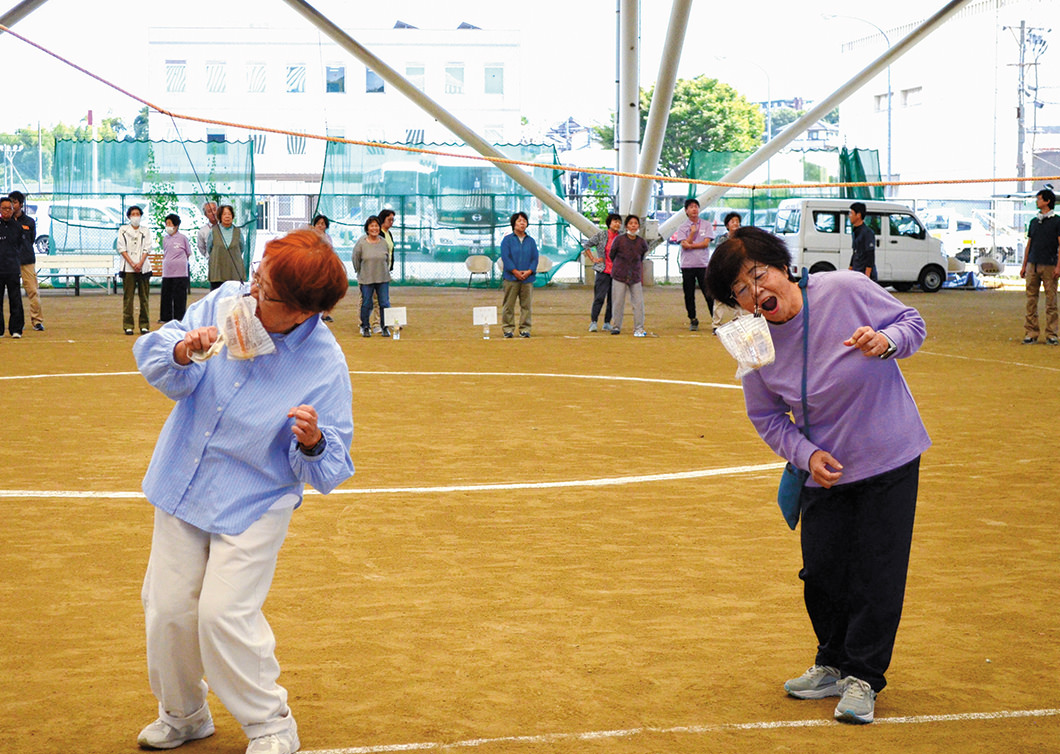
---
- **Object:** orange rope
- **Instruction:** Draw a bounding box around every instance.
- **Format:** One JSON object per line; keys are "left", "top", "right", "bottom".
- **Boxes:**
{"left": 4, "top": 23, "right": 1059, "bottom": 192}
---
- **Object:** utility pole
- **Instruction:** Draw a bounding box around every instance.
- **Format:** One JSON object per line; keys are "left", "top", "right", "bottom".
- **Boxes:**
{"left": 1016, "top": 20, "right": 1026, "bottom": 193}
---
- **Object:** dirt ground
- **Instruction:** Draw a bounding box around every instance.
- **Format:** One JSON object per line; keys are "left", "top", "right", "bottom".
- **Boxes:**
{"left": 1, "top": 280, "right": 1058, "bottom": 754}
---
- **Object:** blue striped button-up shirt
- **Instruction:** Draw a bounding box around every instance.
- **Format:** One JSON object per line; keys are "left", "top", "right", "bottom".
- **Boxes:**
{"left": 134, "top": 282, "right": 355, "bottom": 535}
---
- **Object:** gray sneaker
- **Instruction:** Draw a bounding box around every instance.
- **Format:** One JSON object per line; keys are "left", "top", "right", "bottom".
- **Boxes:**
{"left": 834, "top": 676, "right": 876, "bottom": 724}
{"left": 588, "top": 321, "right": 598, "bottom": 332}
{"left": 784, "top": 664, "right": 841, "bottom": 699}
{"left": 137, "top": 713, "right": 215, "bottom": 749}
{"left": 602, "top": 323, "right": 612, "bottom": 332}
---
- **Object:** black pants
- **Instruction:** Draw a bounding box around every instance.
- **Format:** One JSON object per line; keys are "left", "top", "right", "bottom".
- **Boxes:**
{"left": 160, "top": 276, "right": 190, "bottom": 322}
{"left": 0, "top": 273, "right": 24, "bottom": 335}
{"left": 590, "top": 270, "right": 612, "bottom": 324}
{"left": 799, "top": 456, "right": 920, "bottom": 692}
{"left": 681, "top": 267, "right": 713, "bottom": 322}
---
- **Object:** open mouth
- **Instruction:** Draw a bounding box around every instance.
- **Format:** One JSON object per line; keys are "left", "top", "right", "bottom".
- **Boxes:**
{"left": 759, "top": 295, "right": 778, "bottom": 313}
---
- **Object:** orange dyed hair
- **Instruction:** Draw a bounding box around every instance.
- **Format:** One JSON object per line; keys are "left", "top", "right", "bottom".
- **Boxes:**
{"left": 262, "top": 229, "right": 348, "bottom": 313}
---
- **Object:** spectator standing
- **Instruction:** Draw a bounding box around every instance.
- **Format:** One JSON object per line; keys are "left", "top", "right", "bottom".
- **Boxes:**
{"left": 609, "top": 214, "right": 649, "bottom": 337}
{"left": 196, "top": 201, "right": 218, "bottom": 258}
{"left": 312, "top": 215, "right": 336, "bottom": 323}
{"left": 582, "top": 212, "right": 622, "bottom": 332}
{"left": 9, "top": 191, "right": 43, "bottom": 331}
{"left": 352, "top": 215, "right": 391, "bottom": 338}
{"left": 1020, "top": 188, "right": 1060, "bottom": 345}
{"left": 117, "top": 205, "right": 152, "bottom": 335}
{"left": 208, "top": 205, "right": 244, "bottom": 290}
{"left": 848, "top": 202, "right": 878, "bottom": 282}
{"left": 711, "top": 211, "right": 744, "bottom": 332}
{"left": 500, "top": 211, "right": 538, "bottom": 338}
{"left": 673, "top": 198, "right": 715, "bottom": 331}
{"left": 371, "top": 209, "right": 396, "bottom": 333}
{"left": 159, "top": 213, "right": 193, "bottom": 323}
{"left": 0, "top": 197, "right": 24, "bottom": 338}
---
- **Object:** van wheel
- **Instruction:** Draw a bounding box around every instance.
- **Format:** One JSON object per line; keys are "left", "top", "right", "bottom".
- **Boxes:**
{"left": 808, "top": 262, "right": 835, "bottom": 274}
{"left": 892, "top": 282, "right": 913, "bottom": 292}
{"left": 918, "top": 265, "right": 945, "bottom": 293}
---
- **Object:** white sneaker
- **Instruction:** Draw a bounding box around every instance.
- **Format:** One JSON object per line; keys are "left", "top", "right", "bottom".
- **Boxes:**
{"left": 834, "top": 676, "right": 876, "bottom": 724}
{"left": 246, "top": 728, "right": 300, "bottom": 754}
{"left": 137, "top": 713, "right": 215, "bottom": 749}
{"left": 588, "top": 321, "right": 598, "bottom": 332}
{"left": 633, "top": 329, "right": 646, "bottom": 338}
{"left": 784, "top": 664, "right": 841, "bottom": 699}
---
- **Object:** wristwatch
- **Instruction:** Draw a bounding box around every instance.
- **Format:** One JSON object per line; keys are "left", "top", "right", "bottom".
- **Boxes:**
{"left": 879, "top": 333, "right": 897, "bottom": 360}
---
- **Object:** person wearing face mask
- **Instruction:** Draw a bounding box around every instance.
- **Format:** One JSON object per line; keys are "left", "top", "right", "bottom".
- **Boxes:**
{"left": 160, "top": 213, "right": 192, "bottom": 323}
{"left": 118, "top": 205, "right": 152, "bottom": 335}
{"left": 706, "top": 226, "right": 930, "bottom": 726}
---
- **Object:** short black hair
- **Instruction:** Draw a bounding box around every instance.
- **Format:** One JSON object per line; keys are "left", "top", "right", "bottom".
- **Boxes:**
{"left": 164, "top": 213, "right": 181, "bottom": 227}
{"left": 8, "top": 190, "right": 26, "bottom": 204}
{"left": 509, "top": 211, "right": 529, "bottom": 229}
{"left": 1037, "top": 188, "right": 1056, "bottom": 210}
{"left": 684, "top": 198, "right": 700, "bottom": 210}
{"left": 705, "top": 226, "right": 793, "bottom": 307}
{"left": 0, "top": 198, "right": 11, "bottom": 207}
{"left": 625, "top": 213, "right": 640, "bottom": 227}
{"left": 850, "top": 202, "right": 867, "bottom": 217}
{"left": 723, "top": 211, "right": 742, "bottom": 225}
{"left": 312, "top": 214, "right": 330, "bottom": 229}
{"left": 127, "top": 205, "right": 143, "bottom": 218}
{"left": 605, "top": 212, "right": 623, "bottom": 226}
{"left": 377, "top": 208, "right": 395, "bottom": 224}
{"left": 364, "top": 215, "right": 380, "bottom": 232}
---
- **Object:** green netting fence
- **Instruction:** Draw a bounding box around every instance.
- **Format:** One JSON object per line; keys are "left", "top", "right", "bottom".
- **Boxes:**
{"left": 315, "top": 142, "right": 579, "bottom": 287}
{"left": 44, "top": 139, "right": 256, "bottom": 289}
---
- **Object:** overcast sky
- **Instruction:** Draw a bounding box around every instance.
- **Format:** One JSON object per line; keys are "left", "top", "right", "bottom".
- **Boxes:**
{"left": 0, "top": 0, "right": 1046, "bottom": 135}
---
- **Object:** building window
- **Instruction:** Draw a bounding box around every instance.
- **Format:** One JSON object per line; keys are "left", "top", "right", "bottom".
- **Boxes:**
{"left": 874, "top": 93, "right": 890, "bottom": 113}
{"left": 406, "top": 64, "right": 425, "bottom": 91}
{"left": 484, "top": 65, "right": 503, "bottom": 95}
{"left": 287, "top": 134, "right": 306, "bottom": 155}
{"left": 251, "top": 133, "right": 267, "bottom": 155}
{"left": 165, "top": 60, "right": 186, "bottom": 93}
{"left": 286, "top": 65, "right": 306, "bottom": 93}
{"left": 901, "top": 86, "right": 922, "bottom": 108}
{"left": 206, "top": 62, "right": 227, "bottom": 94}
{"left": 247, "top": 63, "right": 266, "bottom": 94}
{"left": 444, "top": 64, "right": 464, "bottom": 94}
{"left": 326, "top": 65, "right": 346, "bottom": 93}
{"left": 366, "top": 68, "right": 384, "bottom": 93}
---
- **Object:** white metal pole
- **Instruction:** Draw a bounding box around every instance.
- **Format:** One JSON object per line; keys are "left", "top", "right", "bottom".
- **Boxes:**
{"left": 0, "top": 0, "right": 52, "bottom": 31}
{"left": 657, "top": 0, "right": 973, "bottom": 242}
{"left": 631, "top": 0, "right": 691, "bottom": 218}
{"left": 616, "top": 0, "right": 639, "bottom": 214}
{"left": 280, "top": 0, "right": 598, "bottom": 237}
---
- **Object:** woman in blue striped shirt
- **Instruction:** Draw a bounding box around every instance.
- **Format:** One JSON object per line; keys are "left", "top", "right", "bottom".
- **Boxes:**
{"left": 133, "top": 229, "right": 354, "bottom": 754}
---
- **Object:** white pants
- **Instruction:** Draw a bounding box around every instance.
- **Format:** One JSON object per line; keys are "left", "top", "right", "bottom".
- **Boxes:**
{"left": 142, "top": 507, "right": 296, "bottom": 740}
{"left": 610, "top": 280, "right": 644, "bottom": 333}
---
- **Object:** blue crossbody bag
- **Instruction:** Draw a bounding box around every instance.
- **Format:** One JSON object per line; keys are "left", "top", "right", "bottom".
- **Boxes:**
{"left": 776, "top": 274, "right": 811, "bottom": 530}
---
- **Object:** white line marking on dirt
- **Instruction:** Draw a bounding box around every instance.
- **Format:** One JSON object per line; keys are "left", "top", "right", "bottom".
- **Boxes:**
{"left": 919, "top": 350, "right": 1060, "bottom": 373}
{"left": 0, "top": 462, "right": 785, "bottom": 500}
{"left": 302, "top": 708, "right": 1060, "bottom": 753}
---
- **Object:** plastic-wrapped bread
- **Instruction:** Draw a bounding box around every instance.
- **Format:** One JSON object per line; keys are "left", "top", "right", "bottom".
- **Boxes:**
{"left": 716, "top": 314, "right": 775, "bottom": 378}
{"left": 188, "top": 294, "right": 277, "bottom": 362}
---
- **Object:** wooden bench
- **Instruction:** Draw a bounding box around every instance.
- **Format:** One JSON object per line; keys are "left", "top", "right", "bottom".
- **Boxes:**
{"left": 35, "top": 254, "right": 119, "bottom": 295}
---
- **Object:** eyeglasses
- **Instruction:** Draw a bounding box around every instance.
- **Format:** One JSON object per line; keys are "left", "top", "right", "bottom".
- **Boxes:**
{"left": 250, "top": 264, "right": 285, "bottom": 304}
{"left": 731, "top": 265, "right": 767, "bottom": 303}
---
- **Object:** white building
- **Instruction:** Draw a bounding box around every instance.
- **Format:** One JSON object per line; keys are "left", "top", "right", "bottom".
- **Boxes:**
{"left": 147, "top": 21, "right": 522, "bottom": 198}
{"left": 836, "top": 0, "right": 1058, "bottom": 200}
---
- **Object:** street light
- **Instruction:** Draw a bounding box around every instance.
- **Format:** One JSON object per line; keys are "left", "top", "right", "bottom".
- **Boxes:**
{"left": 825, "top": 13, "right": 892, "bottom": 196}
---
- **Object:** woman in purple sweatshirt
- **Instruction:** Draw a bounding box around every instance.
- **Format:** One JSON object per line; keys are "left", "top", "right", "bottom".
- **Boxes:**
{"left": 706, "top": 226, "right": 930, "bottom": 726}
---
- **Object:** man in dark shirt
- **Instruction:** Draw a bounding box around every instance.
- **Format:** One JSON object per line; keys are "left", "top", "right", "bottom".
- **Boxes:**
{"left": 9, "top": 191, "right": 42, "bottom": 331}
{"left": 0, "top": 197, "right": 25, "bottom": 338}
{"left": 1020, "top": 188, "right": 1060, "bottom": 345}
{"left": 848, "top": 202, "right": 877, "bottom": 282}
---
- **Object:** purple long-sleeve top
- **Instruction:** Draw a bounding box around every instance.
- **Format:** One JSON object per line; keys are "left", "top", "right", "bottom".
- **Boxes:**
{"left": 161, "top": 231, "right": 192, "bottom": 278}
{"left": 741, "top": 270, "right": 931, "bottom": 487}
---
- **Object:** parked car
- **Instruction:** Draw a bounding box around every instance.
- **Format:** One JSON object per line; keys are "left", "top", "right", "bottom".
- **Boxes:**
{"left": 772, "top": 198, "right": 948, "bottom": 292}
{"left": 27, "top": 199, "right": 124, "bottom": 256}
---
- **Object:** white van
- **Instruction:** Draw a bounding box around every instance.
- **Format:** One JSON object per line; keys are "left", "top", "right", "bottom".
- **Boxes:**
{"left": 773, "top": 198, "right": 949, "bottom": 292}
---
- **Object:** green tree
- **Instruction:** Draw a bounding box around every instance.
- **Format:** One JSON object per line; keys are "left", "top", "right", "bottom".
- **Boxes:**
{"left": 592, "top": 75, "right": 765, "bottom": 177}
{"left": 134, "top": 106, "right": 151, "bottom": 140}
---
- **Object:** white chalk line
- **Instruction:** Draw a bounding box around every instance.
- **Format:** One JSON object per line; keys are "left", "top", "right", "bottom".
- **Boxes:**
{"left": 919, "top": 349, "right": 1060, "bottom": 373}
{"left": 303, "top": 708, "right": 1060, "bottom": 753}
{"left": 0, "top": 462, "right": 785, "bottom": 500}
{"left": 0, "top": 368, "right": 743, "bottom": 391}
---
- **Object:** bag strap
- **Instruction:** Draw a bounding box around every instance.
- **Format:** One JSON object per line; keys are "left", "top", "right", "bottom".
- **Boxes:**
{"left": 798, "top": 271, "right": 810, "bottom": 442}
